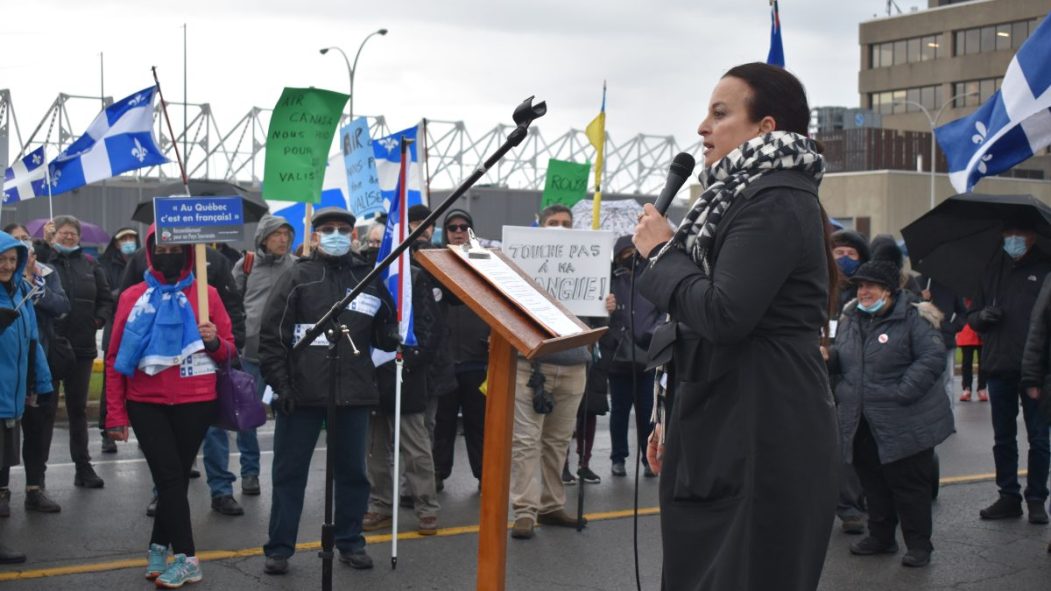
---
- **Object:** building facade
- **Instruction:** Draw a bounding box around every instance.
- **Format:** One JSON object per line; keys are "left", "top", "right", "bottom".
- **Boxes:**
{"left": 857, "top": 0, "right": 1049, "bottom": 177}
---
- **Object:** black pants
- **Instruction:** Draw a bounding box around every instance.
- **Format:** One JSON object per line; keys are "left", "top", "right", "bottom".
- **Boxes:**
{"left": 128, "top": 399, "right": 216, "bottom": 556}
{"left": 53, "top": 358, "right": 95, "bottom": 468}
{"left": 960, "top": 345, "right": 986, "bottom": 391}
{"left": 433, "top": 369, "right": 486, "bottom": 481}
{"left": 0, "top": 392, "right": 59, "bottom": 488}
{"left": 853, "top": 418, "right": 935, "bottom": 552}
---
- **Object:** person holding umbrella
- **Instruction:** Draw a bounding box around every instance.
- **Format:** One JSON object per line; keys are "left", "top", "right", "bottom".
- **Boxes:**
{"left": 970, "top": 220, "right": 1051, "bottom": 524}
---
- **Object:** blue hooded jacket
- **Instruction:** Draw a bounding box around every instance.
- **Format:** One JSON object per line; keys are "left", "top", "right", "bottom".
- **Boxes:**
{"left": 0, "top": 231, "right": 54, "bottom": 419}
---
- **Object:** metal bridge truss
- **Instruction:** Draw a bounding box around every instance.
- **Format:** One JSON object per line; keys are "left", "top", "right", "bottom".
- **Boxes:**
{"left": 2, "top": 91, "right": 704, "bottom": 196}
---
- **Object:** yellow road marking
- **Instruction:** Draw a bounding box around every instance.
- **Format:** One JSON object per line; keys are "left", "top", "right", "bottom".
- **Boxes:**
{"left": 0, "top": 506, "right": 660, "bottom": 581}
{"left": 0, "top": 472, "right": 1006, "bottom": 582}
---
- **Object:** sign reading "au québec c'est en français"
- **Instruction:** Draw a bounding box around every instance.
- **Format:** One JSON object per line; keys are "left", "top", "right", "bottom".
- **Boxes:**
{"left": 154, "top": 195, "right": 244, "bottom": 245}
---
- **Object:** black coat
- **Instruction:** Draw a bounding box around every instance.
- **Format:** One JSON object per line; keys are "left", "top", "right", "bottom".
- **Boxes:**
{"left": 259, "top": 250, "right": 398, "bottom": 408}
{"left": 639, "top": 171, "right": 838, "bottom": 591}
{"left": 376, "top": 263, "right": 450, "bottom": 415}
{"left": 917, "top": 275, "right": 967, "bottom": 349}
{"left": 607, "top": 260, "right": 661, "bottom": 374}
{"left": 48, "top": 248, "right": 114, "bottom": 360}
{"left": 1021, "top": 274, "right": 1051, "bottom": 390}
{"left": 967, "top": 250, "right": 1051, "bottom": 377}
{"left": 120, "top": 245, "right": 247, "bottom": 350}
{"left": 829, "top": 296, "right": 954, "bottom": 464}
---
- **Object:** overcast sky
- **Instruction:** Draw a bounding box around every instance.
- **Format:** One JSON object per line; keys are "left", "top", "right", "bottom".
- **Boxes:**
{"left": 2, "top": 0, "right": 926, "bottom": 153}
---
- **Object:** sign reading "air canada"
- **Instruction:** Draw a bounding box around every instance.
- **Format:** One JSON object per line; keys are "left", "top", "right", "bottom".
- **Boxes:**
{"left": 154, "top": 195, "right": 245, "bottom": 244}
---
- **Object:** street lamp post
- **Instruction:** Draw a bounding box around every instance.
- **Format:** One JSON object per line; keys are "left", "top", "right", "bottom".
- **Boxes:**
{"left": 894, "top": 90, "right": 979, "bottom": 209}
{"left": 320, "top": 28, "right": 388, "bottom": 124}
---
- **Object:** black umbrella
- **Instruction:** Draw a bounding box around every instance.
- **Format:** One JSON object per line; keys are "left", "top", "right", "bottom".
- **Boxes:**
{"left": 131, "top": 179, "right": 270, "bottom": 224}
{"left": 901, "top": 193, "right": 1051, "bottom": 298}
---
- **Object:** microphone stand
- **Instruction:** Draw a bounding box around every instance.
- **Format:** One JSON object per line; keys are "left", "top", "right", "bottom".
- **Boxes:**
{"left": 292, "top": 96, "right": 546, "bottom": 591}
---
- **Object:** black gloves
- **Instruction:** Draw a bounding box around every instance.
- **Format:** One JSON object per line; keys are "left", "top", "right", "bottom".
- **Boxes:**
{"left": 977, "top": 306, "right": 1004, "bottom": 326}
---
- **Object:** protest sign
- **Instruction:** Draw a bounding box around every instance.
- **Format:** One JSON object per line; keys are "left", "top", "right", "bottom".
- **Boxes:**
{"left": 154, "top": 196, "right": 244, "bottom": 244}
{"left": 262, "top": 87, "right": 348, "bottom": 203}
{"left": 340, "top": 117, "right": 384, "bottom": 218}
{"left": 500, "top": 226, "right": 614, "bottom": 317}
{"left": 541, "top": 159, "right": 590, "bottom": 208}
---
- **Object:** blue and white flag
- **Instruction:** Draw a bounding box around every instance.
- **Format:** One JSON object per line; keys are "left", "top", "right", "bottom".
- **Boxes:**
{"left": 372, "top": 141, "right": 417, "bottom": 367}
{"left": 43, "top": 86, "right": 168, "bottom": 195}
{"left": 936, "top": 13, "right": 1051, "bottom": 192}
{"left": 372, "top": 122, "right": 428, "bottom": 211}
{"left": 2, "top": 146, "right": 46, "bottom": 204}
{"left": 766, "top": 0, "right": 785, "bottom": 68}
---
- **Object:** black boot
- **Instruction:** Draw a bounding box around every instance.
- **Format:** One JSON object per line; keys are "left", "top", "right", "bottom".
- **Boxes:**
{"left": 25, "top": 488, "right": 61, "bottom": 513}
{"left": 0, "top": 488, "right": 9, "bottom": 518}
{"left": 74, "top": 464, "right": 104, "bottom": 488}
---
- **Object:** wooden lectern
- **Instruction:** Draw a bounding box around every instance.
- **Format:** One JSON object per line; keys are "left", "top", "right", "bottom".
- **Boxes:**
{"left": 415, "top": 247, "right": 605, "bottom": 591}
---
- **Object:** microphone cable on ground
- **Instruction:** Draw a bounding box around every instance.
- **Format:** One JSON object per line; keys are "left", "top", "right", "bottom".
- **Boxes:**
{"left": 628, "top": 253, "right": 643, "bottom": 591}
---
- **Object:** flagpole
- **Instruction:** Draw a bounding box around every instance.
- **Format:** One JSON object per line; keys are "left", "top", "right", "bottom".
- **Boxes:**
{"left": 590, "top": 81, "right": 606, "bottom": 230}
{"left": 41, "top": 107, "right": 60, "bottom": 220}
{"left": 391, "top": 135, "right": 411, "bottom": 570}
{"left": 152, "top": 65, "right": 209, "bottom": 323}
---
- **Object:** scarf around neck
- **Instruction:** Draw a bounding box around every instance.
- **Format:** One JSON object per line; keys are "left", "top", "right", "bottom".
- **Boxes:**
{"left": 650, "top": 131, "right": 825, "bottom": 274}
{"left": 114, "top": 271, "right": 203, "bottom": 377}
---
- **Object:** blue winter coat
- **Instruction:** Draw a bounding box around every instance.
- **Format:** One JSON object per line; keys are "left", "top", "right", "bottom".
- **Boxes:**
{"left": 0, "top": 232, "right": 54, "bottom": 419}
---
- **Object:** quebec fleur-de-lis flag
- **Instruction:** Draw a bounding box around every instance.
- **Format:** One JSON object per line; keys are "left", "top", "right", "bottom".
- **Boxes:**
{"left": 43, "top": 86, "right": 168, "bottom": 195}
{"left": 935, "top": 12, "right": 1051, "bottom": 192}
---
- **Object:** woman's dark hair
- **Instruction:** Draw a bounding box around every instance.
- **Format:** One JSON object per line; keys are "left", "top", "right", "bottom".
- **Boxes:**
{"left": 2, "top": 223, "right": 28, "bottom": 236}
{"left": 724, "top": 62, "right": 840, "bottom": 327}
{"left": 723, "top": 62, "right": 810, "bottom": 136}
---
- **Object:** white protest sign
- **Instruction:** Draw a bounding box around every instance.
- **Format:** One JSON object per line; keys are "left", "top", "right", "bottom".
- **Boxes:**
{"left": 500, "top": 226, "right": 615, "bottom": 317}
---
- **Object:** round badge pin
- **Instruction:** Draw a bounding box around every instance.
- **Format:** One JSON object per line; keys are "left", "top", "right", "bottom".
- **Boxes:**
{"left": 878, "top": 334, "right": 889, "bottom": 344}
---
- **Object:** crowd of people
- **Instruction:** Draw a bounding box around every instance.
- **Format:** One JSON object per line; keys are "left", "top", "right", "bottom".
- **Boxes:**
{"left": 0, "top": 198, "right": 660, "bottom": 587}
{"left": 0, "top": 63, "right": 1050, "bottom": 591}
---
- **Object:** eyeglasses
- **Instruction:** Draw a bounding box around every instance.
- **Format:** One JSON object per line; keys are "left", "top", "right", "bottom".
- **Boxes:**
{"left": 316, "top": 226, "right": 352, "bottom": 235}
{"left": 56, "top": 231, "right": 80, "bottom": 238}
{"left": 446, "top": 224, "right": 471, "bottom": 232}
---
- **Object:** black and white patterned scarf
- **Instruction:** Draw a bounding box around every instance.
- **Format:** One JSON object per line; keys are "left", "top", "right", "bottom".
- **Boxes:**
{"left": 650, "top": 131, "right": 825, "bottom": 274}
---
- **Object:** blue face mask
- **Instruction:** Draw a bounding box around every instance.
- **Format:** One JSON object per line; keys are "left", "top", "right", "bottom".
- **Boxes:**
{"left": 52, "top": 243, "right": 79, "bottom": 254}
{"left": 319, "top": 233, "right": 351, "bottom": 257}
{"left": 857, "top": 297, "right": 887, "bottom": 314}
{"left": 120, "top": 242, "right": 138, "bottom": 256}
{"left": 836, "top": 256, "right": 861, "bottom": 277}
{"left": 1003, "top": 235, "right": 1028, "bottom": 259}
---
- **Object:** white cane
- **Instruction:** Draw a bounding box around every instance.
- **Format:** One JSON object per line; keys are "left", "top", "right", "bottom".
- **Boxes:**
{"left": 391, "top": 348, "right": 403, "bottom": 569}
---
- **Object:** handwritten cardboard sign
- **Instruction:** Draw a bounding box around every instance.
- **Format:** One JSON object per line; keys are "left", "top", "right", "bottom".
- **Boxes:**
{"left": 340, "top": 118, "right": 384, "bottom": 218}
{"left": 501, "top": 226, "right": 614, "bottom": 317}
{"left": 262, "top": 87, "right": 348, "bottom": 203}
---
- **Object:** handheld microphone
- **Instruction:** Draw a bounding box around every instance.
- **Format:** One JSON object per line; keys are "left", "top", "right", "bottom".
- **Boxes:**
{"left": 652, "top": 152, "right": 696, "bottom": 216}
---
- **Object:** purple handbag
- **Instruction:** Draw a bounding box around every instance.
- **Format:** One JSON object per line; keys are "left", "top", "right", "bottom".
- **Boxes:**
{"left": 214, "top": 344, "right": 267, "bottom": 432}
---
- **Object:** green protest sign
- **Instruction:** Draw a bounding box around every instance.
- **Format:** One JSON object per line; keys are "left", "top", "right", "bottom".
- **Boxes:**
{"left": 262, "top": 87, "right": 348, "bottom": 203}
{"left": 541, "top": 159, "right": 591, "bottom": 208}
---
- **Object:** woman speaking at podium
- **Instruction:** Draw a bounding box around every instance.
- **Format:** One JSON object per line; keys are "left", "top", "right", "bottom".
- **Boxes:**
{"left": 633, "top": 62, "right": 839, "bottom": 591}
